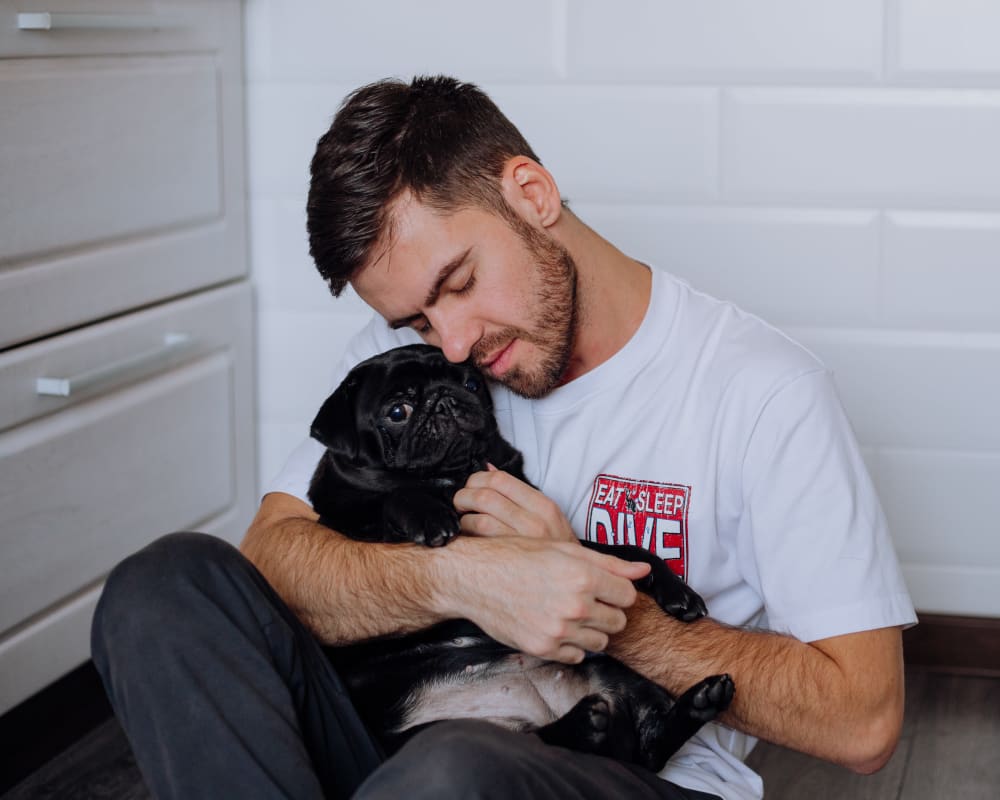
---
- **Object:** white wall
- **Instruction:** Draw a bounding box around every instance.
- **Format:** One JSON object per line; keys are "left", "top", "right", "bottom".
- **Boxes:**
{"left": 244, "top": 0, "right": 1000, "bottom": 617}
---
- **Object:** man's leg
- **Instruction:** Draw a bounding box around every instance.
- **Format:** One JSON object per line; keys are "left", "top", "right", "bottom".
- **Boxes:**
{"left": 91, "top": 532, "right": 383, "bottom": 799}
{"left": 356, "top": 719, "right": 721, "bottom": 800}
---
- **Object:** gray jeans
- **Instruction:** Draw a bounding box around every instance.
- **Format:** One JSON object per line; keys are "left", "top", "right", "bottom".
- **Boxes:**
{"left": 91, "top": 532, "right": 721, "bottom": 799}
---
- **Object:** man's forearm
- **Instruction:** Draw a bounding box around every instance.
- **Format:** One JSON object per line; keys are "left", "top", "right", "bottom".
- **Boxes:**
{"left": 607, "top": 594, "right": 905, "bottom": 774}
{"left": 241, "top": 512, "right": 451, "bottom": 644}
{"left": 241, "top": 493, "right": 652, "bottom": 661}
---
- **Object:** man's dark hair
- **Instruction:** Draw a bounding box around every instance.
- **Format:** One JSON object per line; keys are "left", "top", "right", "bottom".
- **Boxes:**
{"left": 307, "top": 75, "right": 541, "bottom": 296}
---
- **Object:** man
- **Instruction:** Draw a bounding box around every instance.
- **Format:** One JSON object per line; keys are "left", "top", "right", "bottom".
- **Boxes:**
{"left": 92, "top": 76, "right": 916, "bottom": 799}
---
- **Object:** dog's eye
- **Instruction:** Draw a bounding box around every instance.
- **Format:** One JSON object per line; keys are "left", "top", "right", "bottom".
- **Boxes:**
{"left": 464, "top": 376, "right": 480, "bottom": 393}
{"left": 386, "top": 403, "right": 413, "bottom": 423}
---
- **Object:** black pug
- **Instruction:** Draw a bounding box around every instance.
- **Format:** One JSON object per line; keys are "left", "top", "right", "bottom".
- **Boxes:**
{"left": 308, "top": 344, "right": 734, "bottom": 771}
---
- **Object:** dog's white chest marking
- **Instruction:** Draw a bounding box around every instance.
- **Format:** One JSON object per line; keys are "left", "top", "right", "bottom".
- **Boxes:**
{"left": 398, "top": 654, "right": 596, "bottom": 733}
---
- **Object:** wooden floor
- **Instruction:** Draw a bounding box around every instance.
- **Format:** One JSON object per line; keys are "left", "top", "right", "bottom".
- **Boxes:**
{"left": 3, "top": 668, "right": 998, "bottom": 799}
{"left": 746, "top": 669, "right": 1000, "bottom": 799}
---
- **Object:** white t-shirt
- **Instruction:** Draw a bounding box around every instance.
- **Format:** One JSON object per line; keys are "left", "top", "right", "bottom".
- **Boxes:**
{"left": 268, "top": 267, "right": 917, "bottom": 800}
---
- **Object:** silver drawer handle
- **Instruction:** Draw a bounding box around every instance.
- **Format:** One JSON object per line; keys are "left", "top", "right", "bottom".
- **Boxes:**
{"left": 36, "top": 333, "right": 194, "bottom": 398}
{"left": 17, "top": 12, "right": 179, "bottom": 31}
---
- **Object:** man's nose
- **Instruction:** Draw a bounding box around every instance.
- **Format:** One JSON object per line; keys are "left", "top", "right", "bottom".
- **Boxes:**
{"left": 432, "top": 311, "right": 478, "bottom": 364}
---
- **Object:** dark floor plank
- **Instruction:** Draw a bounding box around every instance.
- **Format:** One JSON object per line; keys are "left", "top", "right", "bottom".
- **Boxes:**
{"left": 0, "top": 662, "right": 113, "bottom": 793}
{"left": 898, "top": 671, "right": 1000, "bottom": 800}
{"left": 2, "top": 718, "right": 149, "bottom": 800}
{"left": 743, "top": 669, "right": 929, "bottom": 799}
{"left": 5, "top": 668, "right": 999, "bottom": 799}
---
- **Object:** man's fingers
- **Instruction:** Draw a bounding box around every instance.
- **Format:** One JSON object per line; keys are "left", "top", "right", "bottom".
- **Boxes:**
{"left": 458, "top": 512, "right": 516, "bottom": 538}
{"left": 579, "top": 547, "right": 652, "bottom": 579}
{"left": 581, "top": 603, "right": 629, "bottom": 635}
{"left": 552, "top": 644, "right": 587, "bottom": 664}
{"left": 548, "top": 627, "right": 610, "bottom": 662}
{"left": 463, "top": 469, "right": 557, "bottom": 519}
{"left": 454, "top": 485, "right": 521, "bottom": 520}
{"left": 455, "top": 481, "right": 574, "bottom": 541}
{"left": 583, "top": 564, "right": 642, "bottom": 610}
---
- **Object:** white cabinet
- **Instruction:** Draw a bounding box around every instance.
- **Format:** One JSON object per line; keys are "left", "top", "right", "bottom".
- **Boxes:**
{"left": 0, "top": 0, "right": 255, "bottom": 712}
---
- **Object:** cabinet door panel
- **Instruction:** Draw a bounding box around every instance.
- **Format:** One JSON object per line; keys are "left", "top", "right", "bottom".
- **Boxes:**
{"left": 0, "top": 352, "right": 236, "bottom": 634}
{"left": 0, "top": 55, "right": 221, "bottom": 262}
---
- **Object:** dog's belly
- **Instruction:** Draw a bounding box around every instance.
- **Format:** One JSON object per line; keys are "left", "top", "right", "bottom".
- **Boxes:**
{"left": 398, "top": 653, "right": 596, "bottom": 733}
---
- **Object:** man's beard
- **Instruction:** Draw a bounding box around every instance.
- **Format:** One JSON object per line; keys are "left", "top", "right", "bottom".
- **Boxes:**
{"left": 471, "top": 218, "right": 579, "bottom": 400}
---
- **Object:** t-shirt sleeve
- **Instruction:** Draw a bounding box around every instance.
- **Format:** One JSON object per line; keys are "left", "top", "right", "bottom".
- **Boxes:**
{"left": 740, "top": 369, "right": 917, "bottom": 643}
{"left": 262, "top": 317, "right": 422, "bottom": 505}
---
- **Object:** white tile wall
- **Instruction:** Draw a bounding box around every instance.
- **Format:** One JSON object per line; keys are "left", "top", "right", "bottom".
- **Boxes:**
{"left": 575, "top": 205, "right": 881, "bottom": 327}
{"left": 724, "top": 89, "right": 1000, "bottom": 206}
{"left": 491, "top": 86, "right": 720, "bottom": 203}
{"left": 245, "top": 0, "right": 1000, "bottom": 616}
{"left": 883, "top": 211, "right": 1000, "bottom": 329}
{"left": 567, "top": 0, "right": 883, "bottom": 83}
{"left": 894, "top": 0, "right": 1000, "bottom": 79}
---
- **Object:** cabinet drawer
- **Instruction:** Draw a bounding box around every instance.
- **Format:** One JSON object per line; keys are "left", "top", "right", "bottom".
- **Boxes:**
{"left": 0, "top": 284, "right": 256, "bottom": 637}
{"left": 0, "top": 0, "right": 246, "bottom": 349}
{"left": 0, "top": 0, "right": 233, "bottom": 60}
{"left": 0, "top": 55, "right": 221, "bottom": 266}
{"left": 0, "top": 284, "right": 251, "bottom": 433}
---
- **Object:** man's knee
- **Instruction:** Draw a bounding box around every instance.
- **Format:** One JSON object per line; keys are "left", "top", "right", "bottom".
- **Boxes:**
{"left": 91, "top": 532, "right": 243, "bottom": 664}
{"left": 361, "top": 721, "right": 539, "bottom": 798}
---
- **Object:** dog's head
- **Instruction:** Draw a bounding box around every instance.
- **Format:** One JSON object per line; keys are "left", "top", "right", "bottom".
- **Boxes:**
{"left": 311, "top": 344, "right": 520, "bottom": 486}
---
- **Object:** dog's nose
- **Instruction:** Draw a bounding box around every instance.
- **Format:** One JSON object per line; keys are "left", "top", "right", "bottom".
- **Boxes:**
{"left": 434, "top": 395, "right": 457, "bottom": 414}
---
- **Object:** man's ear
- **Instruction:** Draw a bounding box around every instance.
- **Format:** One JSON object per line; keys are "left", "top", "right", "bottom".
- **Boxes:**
{"left": 310, "top": 376, "right": 359, "bottom": 459}
{"left": 500, "top": 157, "right": 563, "bottom": 229}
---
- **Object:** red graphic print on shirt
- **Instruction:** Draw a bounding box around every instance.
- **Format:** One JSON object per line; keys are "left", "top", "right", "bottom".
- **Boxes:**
{"left": 585, "top": 474, "right": 690, "bottom": 581}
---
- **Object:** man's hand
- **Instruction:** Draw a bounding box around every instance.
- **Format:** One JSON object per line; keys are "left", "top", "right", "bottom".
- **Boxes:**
{"left": 454, "top": 466, "right": 577, "bottom": 542}
{"left": 436, "top": 533, "right": 650, "bottom": 664}
{"left": 447, "top": 467, "right": 652, "bottom": 663}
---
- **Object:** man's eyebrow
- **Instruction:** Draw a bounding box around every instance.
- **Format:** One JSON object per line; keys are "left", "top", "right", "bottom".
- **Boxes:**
{"left": 388, "top": 247, "right": 472, "bottom": 329}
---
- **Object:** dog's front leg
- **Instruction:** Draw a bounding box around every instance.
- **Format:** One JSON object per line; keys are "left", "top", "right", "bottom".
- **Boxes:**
{"left": 383, "top": 489, "right": 460, "bottom": 547}
{"left": 581, "top": 542, "right": 707, "bottom": 622}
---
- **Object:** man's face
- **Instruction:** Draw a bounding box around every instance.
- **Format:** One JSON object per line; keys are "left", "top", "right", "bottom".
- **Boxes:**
{"left": 351, "top": 193, "right": 578, "bottom": 399}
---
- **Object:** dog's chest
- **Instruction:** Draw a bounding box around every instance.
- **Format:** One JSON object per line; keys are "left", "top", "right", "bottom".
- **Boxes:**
{"left": 399, "top": 654, "right": 595, "bottom": 733}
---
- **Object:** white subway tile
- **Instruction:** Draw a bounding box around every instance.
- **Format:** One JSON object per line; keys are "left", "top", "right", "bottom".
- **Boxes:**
{"left": 251, "top": 193, "right": 372, "bottom": 317}
{"left": 574, "top": 205, "right": 879, "bottom": 327}
{"left": 895, "top": 0, "right": 1000, "bottom": 77}
{"left": 875, "top": 447, "right": 1000, "bottom": 567}
{"left": 568, "top": 0, "right": 882, "bottom": 82}
{"left": 248, "top": 192, "right": 313, "bottom": 308}
{"left": 901, "top": 563, "right": 1000, "bottom": 615}
{"left": 884, "top": 211, "right": 1000, "bottom": 330}
{"left": 256, "top": 308, "right": 373, "bottom": 422}
{"left": 724, "top": 88, "right": 1000, "bottom": 206}
{"left": 788, "top": 328, "right": 1000, "bottom": 451}
{"left": 260, "top": 0, "right": 561, "bottom": 82}
{"left": 246, "top": 83, "right": 357, "bottom": 195}
{"left": 243, "top": 0, "right": 273, "bottom": 82}
{"left": 492, "top": 86, "right": 719, "bottom": 202}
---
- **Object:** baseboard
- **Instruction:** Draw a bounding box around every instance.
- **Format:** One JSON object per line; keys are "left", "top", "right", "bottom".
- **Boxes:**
{"left": 0, "top": 660, "right": 113, "bottom": 794}
{"left": 903, "top": 613, "right": 1000, "bottom": 678}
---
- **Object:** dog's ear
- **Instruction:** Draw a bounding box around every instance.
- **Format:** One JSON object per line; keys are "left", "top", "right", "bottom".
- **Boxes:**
{"left": 310, "top": 375, "right": 359, "bottom": 458}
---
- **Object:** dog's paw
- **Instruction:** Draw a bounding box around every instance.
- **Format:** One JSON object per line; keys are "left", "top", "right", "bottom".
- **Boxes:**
{"left": 563, "top": 695, "right": 612, "bottom": 751}
{"left": 652, "top": 580, "right": 708, "bottom": 622}
{"left": 676, "top": 674, "right": 734, "bottom": 724}
{"left": 413, "top": 517, "right": 460, "bottom": 548}
{"left": 535, "top": 693, "right": 618, "bottom": 755}
{"left": 384, "top": 493, "right": 460, "bottom": 547}
{"left": 582, "top": 696, "right": 610, "bottom": 740}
